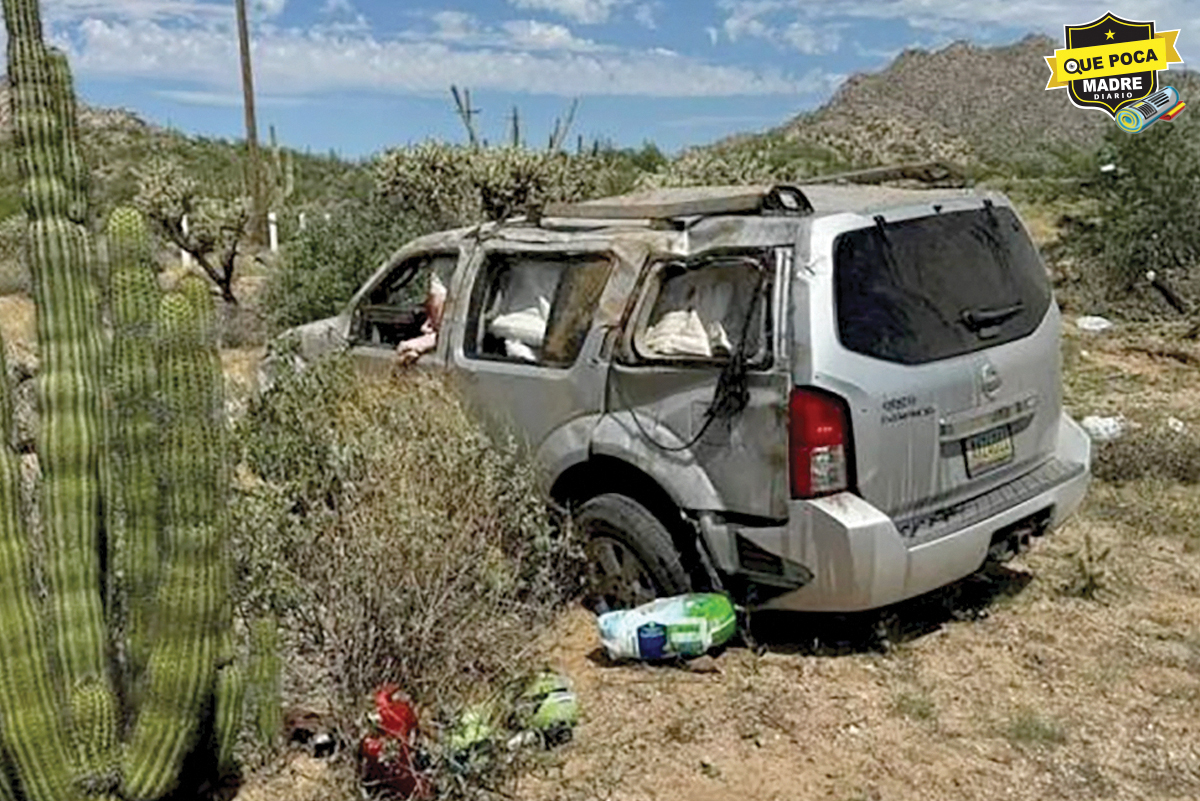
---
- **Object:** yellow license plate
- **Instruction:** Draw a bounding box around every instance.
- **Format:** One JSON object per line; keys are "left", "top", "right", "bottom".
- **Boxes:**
{"left": 964, "top": 425, "right": 1014, "bottom": 477}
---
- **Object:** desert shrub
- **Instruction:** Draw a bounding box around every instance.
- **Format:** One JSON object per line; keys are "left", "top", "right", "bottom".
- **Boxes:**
{"left": 638, "top": 146, "right": 783, "bottom": 189}
{"left": 232, "top": 355, "right": 583, "bottom": 793}
{"left": 375, "top": 142, "right": 624, "bottom": 227}
{"left": 262, "top": 198, "right": 428, "bottom": 331}
{"left": 1072, "top": 108, "right": 1200, "bottom": 296}
{"left": 1091, "top": 423, "right": 1200, "bottom": 485}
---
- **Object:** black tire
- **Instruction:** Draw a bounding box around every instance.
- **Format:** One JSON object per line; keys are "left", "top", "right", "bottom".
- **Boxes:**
{"left": 575, "top": 493, "right": 692, "bottom": 614}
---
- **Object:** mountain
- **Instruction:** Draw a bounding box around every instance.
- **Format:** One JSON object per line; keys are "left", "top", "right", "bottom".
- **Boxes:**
{"left": 0, "top": 75, "right": 151, "bottom": 136}
{"left": 721, "top": 34, "right": 1198, "bottom": 175}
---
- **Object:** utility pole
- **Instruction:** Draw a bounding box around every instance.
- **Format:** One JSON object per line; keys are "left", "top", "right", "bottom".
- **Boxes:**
{"left": 450, "top": 86, "right": 481, "bottom": 147}
{"left": 236, "top": 0, "right": 267, "bottom": 246}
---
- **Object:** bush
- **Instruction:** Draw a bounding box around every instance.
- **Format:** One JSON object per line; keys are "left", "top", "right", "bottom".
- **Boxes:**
{"left": 1091, "top": 423, "right": 1200, "bottom": 485}
{"left": 1073, "top": 102, "right": 1200, "bottom": 295}
{"left": 638, "top": 146, "right": 783, "bottom": 189}
{"left": 375, "top": 142, "right": 625, "bottom": 227}
{"left": 262, "top": 199, "right": 428, "bottom": 331}
{"left": 232, "top": 355, "right": 583, "bottom": 794}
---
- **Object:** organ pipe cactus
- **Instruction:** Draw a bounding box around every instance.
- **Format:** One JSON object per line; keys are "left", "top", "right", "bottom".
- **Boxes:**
{"left": 0, "top": 0, "right": 244, "bottom": 798}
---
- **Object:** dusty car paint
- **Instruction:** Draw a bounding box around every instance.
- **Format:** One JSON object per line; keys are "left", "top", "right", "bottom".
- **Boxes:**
{"left": 272, "top": 183, "right": 1091, "bottom": 612}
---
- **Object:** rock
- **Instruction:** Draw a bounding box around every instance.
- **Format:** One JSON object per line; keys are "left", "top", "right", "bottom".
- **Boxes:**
{"left": 18, "top": 452, "right": 39, "bottom": 526}
{"left": 1074, "top": 315, "right": 1114, "bottom": 333}
{"left": 1081, "top": 415, "right": 1127, "bottom": 442}
{"left": 687, "top": 655, "right": 722, "bottom": 674}
{"left": 1167, "top": 416, "right": 1187, "bottom": 434}
{"left": 12, "top": 377, "right": 36, "bottom": 452}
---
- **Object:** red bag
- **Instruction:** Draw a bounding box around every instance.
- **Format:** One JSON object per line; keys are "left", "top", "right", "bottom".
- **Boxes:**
{"left": 360, "top": 684, "right": 429, "bottom": 798}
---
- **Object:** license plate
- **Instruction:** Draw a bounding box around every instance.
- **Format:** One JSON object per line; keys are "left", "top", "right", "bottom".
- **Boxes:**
{"left": 964, "top": 425, "right": 1014, "bottom": 477}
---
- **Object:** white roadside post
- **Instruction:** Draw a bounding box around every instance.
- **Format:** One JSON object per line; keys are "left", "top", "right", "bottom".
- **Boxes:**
{"left": 180, "top": 214, "right": 192, "bottom": 267}
{"left": 268, "top": 211, "right": 279, "bottom": 253}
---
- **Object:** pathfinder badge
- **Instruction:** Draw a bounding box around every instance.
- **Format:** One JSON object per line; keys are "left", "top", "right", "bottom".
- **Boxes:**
{"left": 1045, "top": 12, "right": 1185, "bottom": 132}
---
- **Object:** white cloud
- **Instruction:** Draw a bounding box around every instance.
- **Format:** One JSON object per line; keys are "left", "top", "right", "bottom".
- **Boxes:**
{"left": 430, "top": 10, "right": 480, "bottom": 40}
{"left": 716, "top": 1, "right": 841, "bottom": 54}
{"left": 633, "top": 3, "right": 657, "bottom": 29}
{"left": 42, "top": 0, "right": 231, "bottom": 23}
{"left": 320, "top": 0, "right": 354, "bottom": 15}
{"left": 500, "top": 19, "right": 601, "bottom": 51}
{"left": 155, "top": 89, "right": 303, "bottom": 107}
{"left": 716, "top": 0, "right": 1199, "bottom": 61}
{"left": 718, "top": 0, "right": 782, "bottom": 41}
{"left": 781, "top": 21, "right": 838, "bottom": 55}
{"left": 506, "top": 0, "right": 631, "bottom": 25}
{"left": 60, "top": 16, "right": 825, "bottom": 97}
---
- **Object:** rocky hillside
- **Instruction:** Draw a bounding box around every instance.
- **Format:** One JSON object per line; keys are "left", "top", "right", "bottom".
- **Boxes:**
{"left": 0, "top": 74, "right": 368, "bottom": 231}
{"left": 0, "top": 75, "right": 150, "bottom": 135}
{"left": 726, "top": 34, "right": 1198, "bottom": 174}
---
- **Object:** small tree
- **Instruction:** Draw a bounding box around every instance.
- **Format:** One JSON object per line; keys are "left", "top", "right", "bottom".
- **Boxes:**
{"left": 134, "top": 157, "right": 250, "bottom": 304}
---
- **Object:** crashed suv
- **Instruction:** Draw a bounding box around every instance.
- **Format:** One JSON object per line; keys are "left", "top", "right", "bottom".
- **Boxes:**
{"left": 271, "top": 179, "right": 1091, "bottom": 613}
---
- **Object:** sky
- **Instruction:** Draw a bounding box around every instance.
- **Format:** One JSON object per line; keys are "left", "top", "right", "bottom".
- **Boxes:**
{"left": 6, "top": 1, "right": 1199, "bottom": 158}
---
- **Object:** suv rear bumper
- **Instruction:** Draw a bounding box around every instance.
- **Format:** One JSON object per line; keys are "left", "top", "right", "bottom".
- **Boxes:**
{"left": 742, "top": 412, "right": 1091, "bottom": 612}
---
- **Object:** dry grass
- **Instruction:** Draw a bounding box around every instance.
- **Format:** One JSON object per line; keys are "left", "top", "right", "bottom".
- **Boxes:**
{"left": 0, "top": 294, "right": 34, "bottom": 353}
{"left": 231, "top": 357, "right": 584, "bottom": 799}
{"left": 511, "top": 320, "right": 1200, "bottom": 801}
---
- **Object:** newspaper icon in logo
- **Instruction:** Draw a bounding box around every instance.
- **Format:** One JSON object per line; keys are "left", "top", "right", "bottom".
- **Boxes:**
{"left": 1046, "top": 12, "right": 1184, "bottom": 130}
{"left": 1116, "top": 86, "right": 1186, "bottom": 132}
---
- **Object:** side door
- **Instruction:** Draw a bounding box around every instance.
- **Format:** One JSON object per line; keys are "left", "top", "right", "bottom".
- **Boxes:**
{"left": 346, "top": 250, "right": 460, "bottom": 373}
{"left": 602, "top": 248, "right": 794, "bottom": 520}
{"left": 447, "top": 243, "right": 617, "bottom": 459}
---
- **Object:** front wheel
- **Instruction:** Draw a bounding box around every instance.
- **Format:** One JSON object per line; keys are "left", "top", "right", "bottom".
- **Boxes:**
{"left": 575, "top": 493, "right": 692, "bottom": 614}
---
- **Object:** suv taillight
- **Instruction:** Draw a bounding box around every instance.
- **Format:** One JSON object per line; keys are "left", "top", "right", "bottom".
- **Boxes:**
{"left": 789, "top": 388, "right": 852, "bottom": 499}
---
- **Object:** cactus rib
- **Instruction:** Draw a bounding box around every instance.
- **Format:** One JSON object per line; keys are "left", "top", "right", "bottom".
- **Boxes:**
{"left": 0, "top": 335, "right": 85, "bottom": 801}
{"left": 122, "top": 283, "right": 225, "bottom": 800}
{"left": 107, "top": 207, "right": 161, "bottom": 696}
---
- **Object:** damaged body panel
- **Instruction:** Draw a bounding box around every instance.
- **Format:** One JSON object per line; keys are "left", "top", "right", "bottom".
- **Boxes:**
{"left": 269, "top": 181, "right": 1091, "bottom": 614}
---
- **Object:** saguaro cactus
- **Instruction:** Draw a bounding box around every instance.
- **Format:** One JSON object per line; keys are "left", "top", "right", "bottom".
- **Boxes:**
{"left": 0, "top": 0, "right": 242, "bottom": 798}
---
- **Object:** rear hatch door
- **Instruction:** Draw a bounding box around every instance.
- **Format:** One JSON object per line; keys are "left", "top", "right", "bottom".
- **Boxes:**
{"left": 810, "top": 200, "right": 1060, "bottom": 519}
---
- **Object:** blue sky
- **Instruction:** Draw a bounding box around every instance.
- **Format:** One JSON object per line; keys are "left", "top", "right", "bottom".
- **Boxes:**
{"left": 9, "top": 1, "right": 1199, "bottom": 158}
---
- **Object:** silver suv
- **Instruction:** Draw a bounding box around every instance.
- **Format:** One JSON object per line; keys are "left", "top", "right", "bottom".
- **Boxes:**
{"left": 274, "top": 180, "right": 1091, "bottom": 613}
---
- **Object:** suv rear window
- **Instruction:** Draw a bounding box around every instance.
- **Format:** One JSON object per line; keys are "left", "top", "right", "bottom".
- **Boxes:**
{"left": 834, "top": 206, "right": 1051, "bottom": 365}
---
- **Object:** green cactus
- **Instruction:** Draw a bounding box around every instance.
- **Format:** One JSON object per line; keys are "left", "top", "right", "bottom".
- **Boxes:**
{"left": 106, "top": 206, "right": 160, "bottom": 697}
{"left": 213, "top": 632, "right": 247, "bottom": 775}
{"left": 248, "top": 615, "right": 282, "bottom": 748}
{"left": 0, "top": 334, "right": 84, "bottom": 801}
{"left": 0, "top": 0, "right": 248, "bottom": 798}
{"left": 122, "top": 280, "right": 225, "bottom": 800}
{"left": 266, "top": 124, "right": 295, "bottom": 214}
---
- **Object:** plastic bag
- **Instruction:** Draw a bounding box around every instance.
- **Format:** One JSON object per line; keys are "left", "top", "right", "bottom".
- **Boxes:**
{"left": 597, "top": 594, "right": 737, "bottom": 661}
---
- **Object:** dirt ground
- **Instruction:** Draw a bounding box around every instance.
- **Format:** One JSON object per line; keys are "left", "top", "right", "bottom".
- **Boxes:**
{"left": 516, "top": 319, "right": 1200, "bottom": 801}
{"left": 4, "top": 290, "right": 1199, "bottom": 801}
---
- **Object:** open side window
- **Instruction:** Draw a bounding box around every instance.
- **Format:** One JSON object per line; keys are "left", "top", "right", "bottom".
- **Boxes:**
{"left": 351, "top": 252, "right": 457, "bottom": 347}
{"left": 629, "top": 250, "right": 774, "bottom": 367}
{"left": 465, "top": 251, "right": 613, "bottom": 367}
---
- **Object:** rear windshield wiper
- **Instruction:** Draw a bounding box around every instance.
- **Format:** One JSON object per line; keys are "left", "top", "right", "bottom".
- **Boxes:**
{"left": 960, "top": 302, "right": 1023, "bottom": 333}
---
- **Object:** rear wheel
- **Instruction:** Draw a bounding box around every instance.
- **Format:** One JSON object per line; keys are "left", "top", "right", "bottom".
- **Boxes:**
{"left": 575, "top": 493, "right": 692, "bottom": 613}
